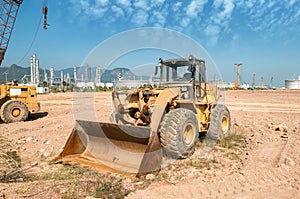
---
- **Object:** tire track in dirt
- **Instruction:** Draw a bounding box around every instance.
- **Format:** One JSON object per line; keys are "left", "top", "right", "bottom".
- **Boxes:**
{"left": 128, "top": 131, "right": 300, "bottom": 199}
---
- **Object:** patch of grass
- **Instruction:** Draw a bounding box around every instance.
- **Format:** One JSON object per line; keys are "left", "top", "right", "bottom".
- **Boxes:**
{"left": 218, "top": 132, "right": 246, "bottom": 149}
{"left": 0, "top": 136, "right": 24, "bottom": 182}
{"left": 93, "top": 177, "right": 130, "bottom": 199}
{"left": 36, "top": 165, "right": 87, "bottom": 181}
{"left": 225, "top": 152, "right": 241, "bottom": 160}
{"left": 28, "top": 165, "right": 131, "bottom": 199}
{"left": 185, "top": 159, "right": 211, "bottom": 170}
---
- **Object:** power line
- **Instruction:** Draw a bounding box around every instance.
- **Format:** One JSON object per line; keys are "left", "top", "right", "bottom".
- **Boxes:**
{"left": 17, "top": 14, "right": 43, "bottom": 65}
{"left": 17, "top": 0, "right": 48, "bottom": 64}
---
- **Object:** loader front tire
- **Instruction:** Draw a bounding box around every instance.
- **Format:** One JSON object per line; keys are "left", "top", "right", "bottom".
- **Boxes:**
{"left": 1, "top": 100, "right": 29, "bottom": 123}
{"left": 160, "top": 108, "right": 199, "bottom": 159}
{"left": 207, "top": 104, "right": 231, "bottom": 141}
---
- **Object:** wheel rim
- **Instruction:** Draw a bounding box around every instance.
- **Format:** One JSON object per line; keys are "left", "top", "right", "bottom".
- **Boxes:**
{"left": 12, "top": 108, "right": 21, "bottom": 117}
{"left": 221, "top": 115, "right": 229, "bottom": 133}
{"left": 182, "top": 122, "right": 195, "bottom": 147}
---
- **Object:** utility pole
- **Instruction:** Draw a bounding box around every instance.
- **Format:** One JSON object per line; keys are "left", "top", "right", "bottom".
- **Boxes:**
{"left": 234, "top": 63, "right": 242, "bottom": 90}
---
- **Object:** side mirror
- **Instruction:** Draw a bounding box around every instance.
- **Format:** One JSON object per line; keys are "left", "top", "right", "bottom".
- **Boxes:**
{"left": 154, "top": 65, "right": 158, "bottom": 75}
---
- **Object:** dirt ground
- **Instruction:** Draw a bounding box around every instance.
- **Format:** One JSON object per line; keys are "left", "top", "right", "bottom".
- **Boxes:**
{"left": 0, "top": 90, "right": 299, "bottom": 198}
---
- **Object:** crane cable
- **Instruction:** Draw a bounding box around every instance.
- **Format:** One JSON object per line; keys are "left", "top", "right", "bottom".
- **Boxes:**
{"left": 17, "top": 0, "right": 48, "bottom": 65}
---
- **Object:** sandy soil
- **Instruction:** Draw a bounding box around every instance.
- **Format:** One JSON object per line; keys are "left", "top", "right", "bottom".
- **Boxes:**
{"left": 0, "top": 90, "right": 299, "bottom": 198}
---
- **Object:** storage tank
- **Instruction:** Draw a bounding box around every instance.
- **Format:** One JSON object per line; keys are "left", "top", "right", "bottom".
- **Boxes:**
{"left": 285, "top": 76, "right": 300, "bottom": 89}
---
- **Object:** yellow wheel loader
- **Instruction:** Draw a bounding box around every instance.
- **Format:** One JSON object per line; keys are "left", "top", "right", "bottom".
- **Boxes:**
{"left": 0, "top": 83, "right": 40, "bottom": 123}
{"left": 55, "top": 55, "right": 231, "bottom": 175}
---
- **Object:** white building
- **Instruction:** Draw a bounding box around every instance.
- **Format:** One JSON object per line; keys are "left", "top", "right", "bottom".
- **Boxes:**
{"left": 285, "top": 76, "right": 300, "bottom": 89}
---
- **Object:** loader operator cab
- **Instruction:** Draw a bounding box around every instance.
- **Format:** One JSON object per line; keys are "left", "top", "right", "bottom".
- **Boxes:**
{"left": 155, "top": 55, "right": 207, "bottom": 100}
{"left": 155, "top": 55, "right": 206, "bottom": 83}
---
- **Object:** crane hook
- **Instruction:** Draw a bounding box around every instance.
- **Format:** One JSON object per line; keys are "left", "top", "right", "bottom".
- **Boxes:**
{"left": 43, "top": 6, "right": 49, "bottom": 29}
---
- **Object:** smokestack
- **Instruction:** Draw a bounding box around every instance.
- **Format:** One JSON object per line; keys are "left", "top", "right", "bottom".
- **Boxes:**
{"left": 36, "top": 59, "right": 40, "bottom": 84}
{"left": 97, "top": 66, "right": 101, "bottom": 83}
{"left": 30, "top": 56, "right": 34, "bottom": 83}
{"left": 32, "top": 54, "right": 36, "bottom": 83}
{"left": 85, "top": 64, "right": 88, "bottom": 82}
{"left": 118, "top": 72, "right": 121, "bottom": 81}
{"left": 74, "top": 66, "right": 77, "bottom": 83}
{"left": 61, "top": 71, "right": 63, "bottom": 86}
{"left": 44, "top": 68, "right": 47, "bottom": 82}
{"left": 50, "top": 67, "right": 54, "bottom": 86}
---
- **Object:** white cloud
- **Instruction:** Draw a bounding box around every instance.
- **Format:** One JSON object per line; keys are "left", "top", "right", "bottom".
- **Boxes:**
{"left": 205, "top": 24, "right": 220, "bottom": 37}
{"left": 259, "top": 0, "right": 265, "bottom": 4}
{"left": 288, "top": 0, "right": 296, "bottom": 6}
{"left": 90, "top": 7, "right": 108, "bottom": 16}
{"left": 241, "top": 1, "right": 300, "bottom": 35}
{"left": 212, "top": 0, "right": 235, "bottom": 22}
{"left": 79, "top": 0, "right": 89, "bottom": 7}
{"left": 150, "top": 10, "right": 167, "bottom": 26}
{"left": 244, "top": 0, "right": 255, "bottom": 8}
{"left": 117, "top": 0, "right": 131, "bottom": 7}
{"left": 69, "top": 0, "right": 109, "bottom": 18}
{"left": 180, "top": 17, "right": 190, "bottom": 27}
{"left": 213, "top": 0, "right": 223, "bottom": 9}
{"left": 111, "top": 5, "right": 125, "bottom": 17}
{"left": 131, "top": 10, "right": 149, "bottom": 26}
{"left": 221, "top": 0, "right": 235, "bottom": 18}
{"left": 172, "top": 2, "right": 182, "bottom": 12}
{"left": 150, "top": 0, "right": 165, "bottom": 7}
{"left": 267, "top": 1, "right": 276, "bottom": 8}
{"left": 96, "top": 0, "right": 109, "bottom": 6}
{"left": 134, "top": 0, "right": 149, "bottom": 10}
{"left": 66, "top": 0, "right": 300, "bottom": 47}
{"left": 186, "top": 0, "right": 208, "bottom": 17}
{"left": 296, "top": 9, "right": 300, "bottom": 18}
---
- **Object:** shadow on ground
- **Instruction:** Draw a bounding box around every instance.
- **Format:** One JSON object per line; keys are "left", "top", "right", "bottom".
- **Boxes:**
{"left": 27, "top": 112, "right": 48, "bottom": 121}
{"left": 0, "top": 112, "right": 48, "bottom": 123}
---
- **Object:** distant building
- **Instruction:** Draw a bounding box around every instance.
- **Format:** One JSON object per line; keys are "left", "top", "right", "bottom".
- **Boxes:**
{"left": 218, "top": 82, "right": 234, "bottom": 89}
{"left": 285, "top": 76, "right": 300, "bottom": 89}
{"left": 115, "top": 80, "right": 150, "bottom": 89}
{"left": 37, "top": 86, "right": 49, "bottom": 94}
{"left": 76, "top": 82, "right": 95, "bottom": 89}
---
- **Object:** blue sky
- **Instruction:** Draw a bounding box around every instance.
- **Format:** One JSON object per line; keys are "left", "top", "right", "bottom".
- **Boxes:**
{"left": 3, "top": 0, "right": 300, "bottom": 86}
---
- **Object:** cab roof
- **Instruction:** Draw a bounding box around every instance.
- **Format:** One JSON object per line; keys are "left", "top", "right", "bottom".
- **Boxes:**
{"left": 159, "top": 56, "right": 205, "bottom": 67}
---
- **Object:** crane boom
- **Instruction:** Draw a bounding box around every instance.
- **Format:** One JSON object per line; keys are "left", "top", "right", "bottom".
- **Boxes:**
{"left": 0, "top": 0, "right": 23, "bottom": 66}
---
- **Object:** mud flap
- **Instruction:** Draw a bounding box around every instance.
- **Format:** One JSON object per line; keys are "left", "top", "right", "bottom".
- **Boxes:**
{"left": 54, "top": 120, "right": 162, "bottom": 175}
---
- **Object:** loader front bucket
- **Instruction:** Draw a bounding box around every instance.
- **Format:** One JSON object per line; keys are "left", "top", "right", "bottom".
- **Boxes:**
{"left": 54, "top": 120, "right": 162, "bottom": 175}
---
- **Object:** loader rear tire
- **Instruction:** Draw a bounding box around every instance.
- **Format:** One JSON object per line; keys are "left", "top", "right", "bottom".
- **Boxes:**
{"left": 207, "top": 104, "right": 231, "bottom": 141}
{"left": 160, "top": 108, "right": 199, "bottom": 159}
{"left": 1, "top": 100, "right": 29, "bottom": 123}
